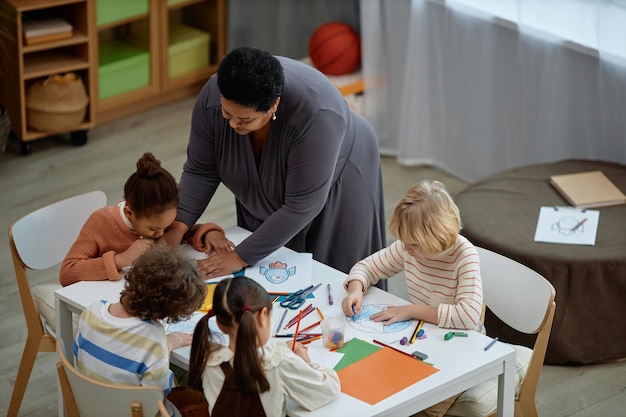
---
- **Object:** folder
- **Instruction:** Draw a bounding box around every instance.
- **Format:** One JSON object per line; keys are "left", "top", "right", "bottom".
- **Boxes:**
{"left": 550, "top": 170, "right": 626, "bottom": 209}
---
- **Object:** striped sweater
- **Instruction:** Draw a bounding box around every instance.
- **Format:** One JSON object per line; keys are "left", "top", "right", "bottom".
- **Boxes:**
{"left": 73, "top": 300, "right": 173, "bottom": 395}
{"left": 344, "top": 235, "right": 483, "bottom": 330}
{"left": 60, "top": 205, "right": 223, "bottom": 286}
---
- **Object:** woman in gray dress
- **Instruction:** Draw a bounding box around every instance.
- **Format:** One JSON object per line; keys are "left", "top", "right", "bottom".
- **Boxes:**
{"left": 163, "top": 46, "right": 385, "bottom": 278}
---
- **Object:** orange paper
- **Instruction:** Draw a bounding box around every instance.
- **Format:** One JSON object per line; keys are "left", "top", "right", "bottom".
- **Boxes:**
{"left": 337, "top": 346, "right": 439, "bottom": 405}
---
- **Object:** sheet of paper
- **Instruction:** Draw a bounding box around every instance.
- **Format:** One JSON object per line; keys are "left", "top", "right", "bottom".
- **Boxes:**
{"left": 307, "top": 347, "right": 345, "bottom": 370}
{"left": 337, "top": 343, "right": 439, "bottom": 405}
{"left": 244, "top": 249, "right": 313, "bottom": 293}
{"left": 534, "top": 206, "right": 599, "bottom": 245}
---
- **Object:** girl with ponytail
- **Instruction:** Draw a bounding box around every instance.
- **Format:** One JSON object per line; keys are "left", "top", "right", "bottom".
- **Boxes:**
{"left": 188, "top": 276, "right": 340, "bottom": 417}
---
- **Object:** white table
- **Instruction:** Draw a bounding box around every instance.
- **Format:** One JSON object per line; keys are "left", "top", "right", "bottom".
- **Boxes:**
{"left": 55, "top": 226, "right": 516, "bottom": 417}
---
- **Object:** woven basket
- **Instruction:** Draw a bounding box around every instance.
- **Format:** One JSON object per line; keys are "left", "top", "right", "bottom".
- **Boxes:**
{"left": 26, "top": 73, "right": 88, "bottom": 132}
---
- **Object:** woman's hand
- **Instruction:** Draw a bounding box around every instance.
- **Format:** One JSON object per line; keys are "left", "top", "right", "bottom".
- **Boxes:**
{"left": 290, "top": 342, "right": 311, "bottom": 363}
{"left": 204, "top": 230, "right": 235, "bottom": 253}
{"left": 196, "top": 251, "right": 248, "bottom": 278}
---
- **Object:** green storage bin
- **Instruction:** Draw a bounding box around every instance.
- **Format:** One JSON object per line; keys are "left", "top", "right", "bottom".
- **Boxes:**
{"left": 97, "top": 0, "right": 149, "bottom": 27}
{"left": 168, "top": 24, "right": 210, "bottom": 78}
{"left": 99, "top": 39, "right": 149, "bottom": 99}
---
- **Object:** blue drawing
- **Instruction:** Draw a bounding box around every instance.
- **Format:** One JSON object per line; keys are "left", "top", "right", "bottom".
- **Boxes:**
{"left": 259, "top": 260, "right": 296, "bottom": 284}
{"left": 347, "top": 304, "right": 413, "bottom": 333}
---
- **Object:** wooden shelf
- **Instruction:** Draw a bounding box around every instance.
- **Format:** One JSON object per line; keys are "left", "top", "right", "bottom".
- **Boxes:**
{"left": 24, "top": 52, "right": 89, "bottom": 79}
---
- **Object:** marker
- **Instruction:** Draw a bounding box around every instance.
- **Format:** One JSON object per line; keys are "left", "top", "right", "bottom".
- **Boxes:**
{"left": 484, "top": 337, "right": 499, "bottom": 351}
{"left": 444, "top": 331, "right": 469, "bottom": 341}
{"left": 275, "top": 333, "right": 322, "bottom": 338}
{"left": 351, "top": 305, "right": 357, "bottom": 321}
{"left": 327, "top": 283, "right": 334, "bottom": 305}
{"left": 571, "top": 217, "right": 587, "bottom": 232}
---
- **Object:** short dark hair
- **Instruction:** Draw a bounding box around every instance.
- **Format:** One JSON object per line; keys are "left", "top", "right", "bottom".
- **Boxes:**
{"left": 120, "top": 245, "right": 207, "bottom": 323}
{"left": 124, "top": 152, "right": 179, "bottom": 218}
{"left": 217, "top": 46, "right": 284, "bottom": 112}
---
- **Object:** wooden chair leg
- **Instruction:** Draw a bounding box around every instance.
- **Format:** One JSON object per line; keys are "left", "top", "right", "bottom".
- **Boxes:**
{"left": 7, "top": 335, "right": 43, "bottom": 417}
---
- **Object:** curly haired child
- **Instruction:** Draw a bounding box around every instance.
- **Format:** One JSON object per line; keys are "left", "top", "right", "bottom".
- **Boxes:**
{"left": 73, "top": 245, "right": 207, "bottom": 417}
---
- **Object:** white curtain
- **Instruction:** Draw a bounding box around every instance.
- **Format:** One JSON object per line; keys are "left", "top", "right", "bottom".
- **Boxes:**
{"left": 361, "top": 0, "right": 626, "bottom": 182}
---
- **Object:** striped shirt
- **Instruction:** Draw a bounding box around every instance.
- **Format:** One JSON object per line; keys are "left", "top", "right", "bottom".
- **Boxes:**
{"left": 73, "top": 300, "right": 174, "bottom": 396}
{"left": 344, "top": 235, "right": 483, "bottom": 330}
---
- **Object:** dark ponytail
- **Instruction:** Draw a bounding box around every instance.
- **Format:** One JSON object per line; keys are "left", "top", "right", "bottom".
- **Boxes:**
{"left": 189, "top": 277, "right": 272, "bottom": 394}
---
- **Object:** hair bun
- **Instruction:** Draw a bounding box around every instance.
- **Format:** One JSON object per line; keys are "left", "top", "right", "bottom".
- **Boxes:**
{"left": 136, "top": 152, "right": 162, "bottom": 177}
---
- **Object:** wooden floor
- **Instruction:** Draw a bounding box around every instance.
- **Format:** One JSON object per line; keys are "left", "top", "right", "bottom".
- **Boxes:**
{"left": 1, "top": 96, "right": 624, "bottom": 416}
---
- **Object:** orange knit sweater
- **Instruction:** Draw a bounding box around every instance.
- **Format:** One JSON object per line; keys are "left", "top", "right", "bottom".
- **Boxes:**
{"left": 59, "top": 205, "right": 223, "bottom": 286}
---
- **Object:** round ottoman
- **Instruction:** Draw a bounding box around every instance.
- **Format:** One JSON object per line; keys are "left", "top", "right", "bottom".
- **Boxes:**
{"left": 455, "top": 159, "right": 626, "bottom": 364}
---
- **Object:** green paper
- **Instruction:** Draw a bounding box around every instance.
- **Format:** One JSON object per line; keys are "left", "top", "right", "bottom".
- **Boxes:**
{"left": 333, "top": 338, "right": 381, "bottom": 371}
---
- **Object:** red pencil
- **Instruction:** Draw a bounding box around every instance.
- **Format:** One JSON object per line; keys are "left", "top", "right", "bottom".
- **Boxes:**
{"left": 372, "top": 339, "right": 415, "bottom": 359}
{"left": 297, "top": 319, "right": 322, "bottom": 335}
{"left": 292, "top": 310, "right": 303, "bottom": 351}
{"left": 285, "top": 304, "right": 315, "bottom": 329}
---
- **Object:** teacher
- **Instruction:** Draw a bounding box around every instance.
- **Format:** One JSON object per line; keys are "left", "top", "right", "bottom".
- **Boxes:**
{"left": 163, "top": 46, "right": 386, "bottom": 278}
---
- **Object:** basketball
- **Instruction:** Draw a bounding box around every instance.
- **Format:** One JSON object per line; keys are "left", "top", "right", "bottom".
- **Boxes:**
{"left": 308, "top": 22, "right": 361, "bottom": 76}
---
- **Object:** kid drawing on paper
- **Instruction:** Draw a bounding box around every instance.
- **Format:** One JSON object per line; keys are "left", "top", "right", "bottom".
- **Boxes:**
{"left": 259, "top": 260, "right": 296, "bottom": 284}
{"left": 347, "top": 304, "right": 412, "bottom": 333}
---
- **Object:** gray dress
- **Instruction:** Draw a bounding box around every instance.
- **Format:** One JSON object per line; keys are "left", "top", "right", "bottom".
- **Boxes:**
{"left": 177, "top": 57, "right": 385, "bottom": 274}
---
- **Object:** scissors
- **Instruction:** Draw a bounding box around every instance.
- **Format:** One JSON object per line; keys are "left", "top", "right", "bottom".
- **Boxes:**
{"left": 279, "top": 283, "right": 322, "bottom": 309}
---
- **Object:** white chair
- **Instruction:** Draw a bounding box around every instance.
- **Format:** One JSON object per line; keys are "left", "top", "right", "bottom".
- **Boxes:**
{"left": 7, "top": 190, "right": 107, "bottom": 417}
{"left": 56, "top": 339, "right": 169, "bottom": 417}
{"left": 446, "top": 247, "right": 556, "bottom": 417}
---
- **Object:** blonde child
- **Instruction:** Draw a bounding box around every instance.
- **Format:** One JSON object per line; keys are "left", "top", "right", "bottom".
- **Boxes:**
{"left": 60, "top": 152, "right": 232, "bottom": 286}
{"left": 73, "top": 245, "right": 207, "bottom": 417}
{"left": 341, "top": 180, "right": 482, "bottom": 416}
{"left": 187, "top": 276, "right": 340, "bottom": 417}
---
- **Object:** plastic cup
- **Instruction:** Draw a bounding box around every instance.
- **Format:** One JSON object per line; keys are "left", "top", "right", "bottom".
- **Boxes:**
{"left": 321, "top": 317, "right": 346, "bottom": 349}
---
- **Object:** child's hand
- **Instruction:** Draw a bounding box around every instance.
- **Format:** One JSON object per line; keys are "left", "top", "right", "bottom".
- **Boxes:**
{"left": 342, "top": 287, "right": 364, "bottom": 318}
{"left": 290, "top": 342, "right": 311, "bottom": 363}
{"left": 115, "top": 238, "right": 153, "bottom": 269}
{"left": 167, "top": 332, "right": 193, "bottom": 352}
{"left": 204, "top": 230, "right": 235, "bottom": 253}
{"left": 370, "top": 305, "right": 414, "bottom": 324}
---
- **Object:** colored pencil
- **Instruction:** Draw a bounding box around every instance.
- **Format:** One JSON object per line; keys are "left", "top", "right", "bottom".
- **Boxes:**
{"left": 275, "top": 308, "right": 289, "bottom": 336}
{"left": 285, "top": 304, "right": 315, "bottom": 329}
{"left": 373, "top": 339, "right": 415, "bottom": 359}
{"left": 297, "top": 319, "right": 322, "bottom": 335}
{"left": 291, "top": 310, "right": 303, "bottom": 351}
{"left": 316, "top": 307, "right": 325, "bottom": 320}
{"left": 275, "top": 333, "right": 322, "bottom": 338}
{"left": 409, "top": 320, "right": 425, "bottom": 344}
{"left": 301, "top": 335, "right": 322, "bottom": 345}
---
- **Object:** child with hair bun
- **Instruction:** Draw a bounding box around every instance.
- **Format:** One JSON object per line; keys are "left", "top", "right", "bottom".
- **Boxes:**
{"left": 187, "top": 276, "right": 340, "bottom": 417}
{"left": 60, "top": 152, "right": 232, "bottom": 286}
